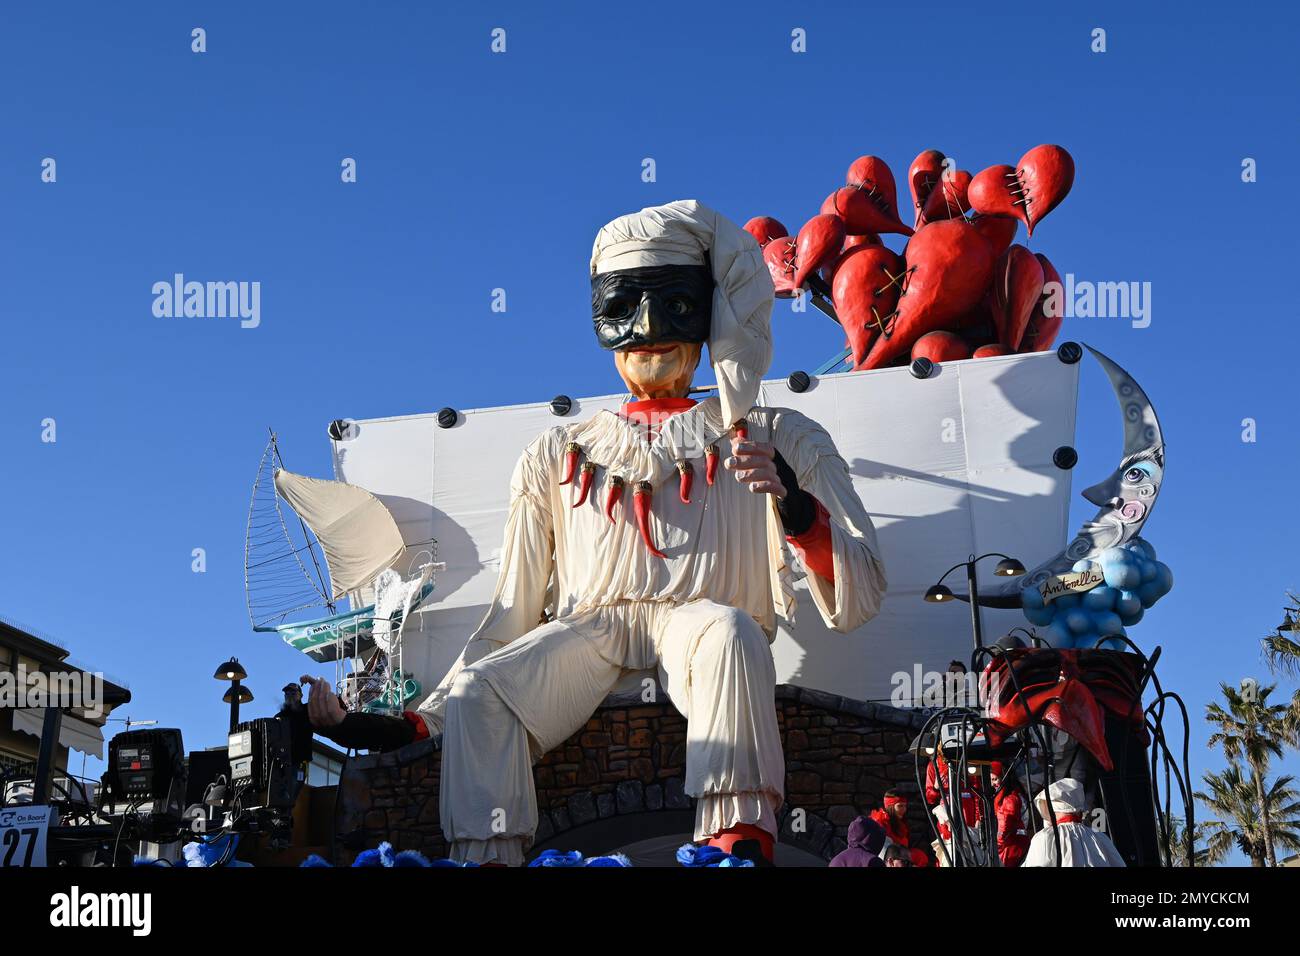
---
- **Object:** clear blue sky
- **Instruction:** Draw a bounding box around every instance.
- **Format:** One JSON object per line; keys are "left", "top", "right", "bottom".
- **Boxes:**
{"left": 2, "top": 2, "right": 1296, "bottom": 858}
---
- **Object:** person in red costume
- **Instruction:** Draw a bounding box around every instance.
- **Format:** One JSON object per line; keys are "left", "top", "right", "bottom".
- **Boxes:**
{"left": 925, "top": 754, "right": 984, "bottom": 829}
{"left": 869, "top": 789, "right": 931, "bottom": 867}
{"left": 989, "top": 761, "right": 1031, "bottom": 868}
{"left": 303, "top": 201, "right": 887, "bottom": 866}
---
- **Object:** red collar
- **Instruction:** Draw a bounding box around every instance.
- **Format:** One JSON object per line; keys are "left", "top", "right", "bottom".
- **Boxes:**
{"left": 619, "top": 397, "right": 697, "bottom": 426}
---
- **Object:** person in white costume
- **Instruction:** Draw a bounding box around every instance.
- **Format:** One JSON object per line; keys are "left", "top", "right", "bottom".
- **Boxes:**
{"left": 1022, "top": 778, "right": 1126, "bottom": 867}
{"left": 305, "top": 201, "right": 886, "bottom": 866}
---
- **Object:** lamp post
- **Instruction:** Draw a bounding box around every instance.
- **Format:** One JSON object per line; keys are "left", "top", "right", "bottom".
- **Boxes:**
{"left": 214, "top": 658, "right": 252, "bottom": 732}
{"left": 923, "top": 553, "right": 1026, "bottom": 653}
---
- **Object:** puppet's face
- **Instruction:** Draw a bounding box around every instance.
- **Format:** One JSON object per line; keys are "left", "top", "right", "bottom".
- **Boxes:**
{"left": 593, "top": 264, "right": 712, "bottom": 398}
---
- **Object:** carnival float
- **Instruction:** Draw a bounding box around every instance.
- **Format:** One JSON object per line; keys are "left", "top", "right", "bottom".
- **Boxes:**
{"left": 237, "top": 146, "right": 1190, "bottom": 867}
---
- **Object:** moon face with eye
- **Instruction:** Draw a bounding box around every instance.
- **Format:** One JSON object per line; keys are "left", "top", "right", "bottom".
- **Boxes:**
{"left": 985, "top": 347, "right": 1167, "bottom": 608}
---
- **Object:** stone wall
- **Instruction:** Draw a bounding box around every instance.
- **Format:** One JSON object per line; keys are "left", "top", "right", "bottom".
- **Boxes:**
{"left": 333, "top": 684, "right": 931, "bottom": 864}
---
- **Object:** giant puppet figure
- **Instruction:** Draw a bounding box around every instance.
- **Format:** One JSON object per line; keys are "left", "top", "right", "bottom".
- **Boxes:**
{"left": 303, "top": 201, "right": 887, "bottom": 865}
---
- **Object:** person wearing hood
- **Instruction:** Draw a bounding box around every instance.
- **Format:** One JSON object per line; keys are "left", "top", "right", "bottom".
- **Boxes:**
{"left": 305, "top": 201, "right": 887, "bottom": 865}
{"left": 870, "top": 789, "right": 931, "bottom": 867}
{"left": 1023, "top": 778, "right": 1126, "bottom": 867}
{"left": 830, "top": 816, "right": 886, "bottom": 867}
{"left": 990, "top": 760, "right": 1031, "bottom": 868}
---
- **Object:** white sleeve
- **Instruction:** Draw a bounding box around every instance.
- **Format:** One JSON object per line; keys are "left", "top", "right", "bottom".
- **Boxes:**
{"left": 771, "top": 409, "right": 887, "bottom": 633}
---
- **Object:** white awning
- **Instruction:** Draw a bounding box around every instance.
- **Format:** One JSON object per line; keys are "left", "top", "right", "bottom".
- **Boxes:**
{"left": 274, "top": 469, "right": 405, "bottom": 599}
{"left": 11, "top": 708, "right": 106, "bottom": 760}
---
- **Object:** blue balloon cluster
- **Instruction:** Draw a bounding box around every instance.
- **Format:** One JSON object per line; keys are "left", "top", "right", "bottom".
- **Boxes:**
{"left": 1021, "top": 538, "right": 1173, "bottom": 650}
{"left": 676, "top": 843, "right": 755, "bottom": 867}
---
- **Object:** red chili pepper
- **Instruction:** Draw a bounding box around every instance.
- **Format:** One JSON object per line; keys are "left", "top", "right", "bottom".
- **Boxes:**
{"left": 677, "top": 460, "right": 693, "bottom": 504}
{"left": 559, "top": 442, "right": 581, "bottom": 485}
{"left": 604, "top": 475, "right": 625, "bottom": 523}
{"left": 633, "top": 481, "right": 666, "bottom": 558}
{"left": 572, "top": 462, "right": 595, "bottom": 508}
{"left": 705, "top": 444, "right": 719, "bottom": 486}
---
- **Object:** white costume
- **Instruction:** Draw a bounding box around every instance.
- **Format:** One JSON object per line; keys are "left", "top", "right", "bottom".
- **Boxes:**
{"left": 1023, "top": 778, "right": 1127, "bottom": 867}
{"left": 413, "top": 201, "right": 887, "bottom": 865}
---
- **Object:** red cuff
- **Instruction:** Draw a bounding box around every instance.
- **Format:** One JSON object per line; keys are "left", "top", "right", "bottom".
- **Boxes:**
{"left": 401, "top": 710, "right": 430, "bottom": 741}
{"left": 786, "top": 499, "right": 835, "bottom": 584}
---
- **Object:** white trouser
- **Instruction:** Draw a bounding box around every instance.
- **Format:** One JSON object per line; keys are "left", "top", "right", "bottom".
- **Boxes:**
{"left": 439, "top": 599, "right": 783, "bottom": 866}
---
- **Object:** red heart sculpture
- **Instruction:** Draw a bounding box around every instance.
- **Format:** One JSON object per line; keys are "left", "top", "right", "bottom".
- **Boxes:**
{"left": 968, "top": 145, "right": 1074, "bottom": 236}
{"left": 1019, "top": 253, "right": 1064, "bottom": 352}
{"left": 822, "top": 233, "right": 882, "bottom": 284}
{"left": 920, "top": 169, "right": 972, "bottom": 224}
{"left": 844, "top": 156, "right": 913, "bottom": 236}
{"left": 968, "top": 213, "right": 1018, "bottom": 259}
{"left": 909, "top": 149, "right": 947, "bottom": 227}
{"left": 861, "top": 219, "right": 994, "bottom": 369}
{"left": 793, "top": 214, "right": 846, "bottom": 290}
{"left": 973, "top": 343, "right": 1013, "bottom": 358}
{"left": 912, "top": 330, "right": 971, "bottom": 364}
{"left": 763, "top": 237, "right": 799, "bottom": 298}
{"left": 990, "top": 244, "right": 1045, "bottom": 351}
{"left": 823, "top": 186, "right": 904, "bottom": 237}
{"left": 743, "top": 216, "right": 788, "bottom": 249}
{"left": 831, "top": 245, "right": 904, "bottom": 368}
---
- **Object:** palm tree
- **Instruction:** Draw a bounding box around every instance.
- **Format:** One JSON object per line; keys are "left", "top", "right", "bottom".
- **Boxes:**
{"left": 1205, "top": 682, "right": 1291, "bottom": 866}
{"left": 1196, "top": 765, "right": 1300, "bottom": 866}
{"left": 1261, "top": 591, "right": 1300, "bottom": 741}
{"left": 1162, "top": 818, "right": 1215, "bottom": 867}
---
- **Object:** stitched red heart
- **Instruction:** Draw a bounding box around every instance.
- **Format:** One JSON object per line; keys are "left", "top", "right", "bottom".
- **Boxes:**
{"left": 968, "top": 145, "right": 1074, "bottom": 236}
{"left": 990, "top": 244, "right": 1045, "bottom": 350}
{"left": 762, "top": 237, "right": 799, "bottom": 298}
{"left": 1018, "top": 253, "right": 1063, "bottom": 352}
{"left": 919, "top": 169, "right": 972, "bottom": 224}
{"left": 743, "top": 216, "right": 788, "bottom": 249}
{"left": 843, "top": 155, "right": 913, "bottom": 236}
{"left": 831, "top": 245, "right": 904, "bottom": 368}
{"left": 822, "top": 233, "right": 882, "bottom": 285}
{"left": 908, "top": 149, "right": 947, "bottom": 227}
{"left": 968, "top": 213, "right": 1019, "bottom": 258}
{"left": 793, "top": 213, "right": 846, "bottom": 289}
{"left": 912, "top": 330, "right": 971, "bottom": 364}
{"left": 860, "top": 219, "right": 994, "bottom": 369}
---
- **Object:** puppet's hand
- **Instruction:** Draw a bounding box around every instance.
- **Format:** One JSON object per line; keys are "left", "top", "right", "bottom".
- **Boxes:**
{"left": 301, "top": 675, "right": 346, "bottom": 728}
{"left": 725, "top": 438, "right": 817, "bottom": 536}
{"left": 725, "top": 439, "right": 787, "bottom": 498}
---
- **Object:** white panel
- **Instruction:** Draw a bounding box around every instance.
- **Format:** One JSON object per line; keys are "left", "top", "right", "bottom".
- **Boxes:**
{"left": 329, "top": 352, "right": 1078, "bottom": 702}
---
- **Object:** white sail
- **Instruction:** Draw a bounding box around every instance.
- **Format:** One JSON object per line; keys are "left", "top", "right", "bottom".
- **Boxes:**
{"left": 273, "top": 469, "right": 404, "bottom": 599}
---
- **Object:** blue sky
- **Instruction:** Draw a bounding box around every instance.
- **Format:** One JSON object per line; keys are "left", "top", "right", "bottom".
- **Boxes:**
{"left": 2, "top": 2, "right": 1297, "bottom": 858}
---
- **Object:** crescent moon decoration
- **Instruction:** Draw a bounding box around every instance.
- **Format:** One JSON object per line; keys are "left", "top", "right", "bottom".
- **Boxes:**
{"left": 983, "top": 345, "right": 1165, "bottom": 608}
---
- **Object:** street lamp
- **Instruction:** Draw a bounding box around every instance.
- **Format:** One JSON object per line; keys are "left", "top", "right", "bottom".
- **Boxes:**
{"left": 924, "top": 553, "right": 1025, "bottom": 652}
{"left": 214, "top": 658, "right": 252, "bottom": 731}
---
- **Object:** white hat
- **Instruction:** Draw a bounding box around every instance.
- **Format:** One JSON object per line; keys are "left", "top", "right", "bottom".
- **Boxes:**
{"left": 1034, "top": 777, "right": 1087, "bottom": 819}
{"left": 591, "top": 200, "right": 774, "bottom": 427}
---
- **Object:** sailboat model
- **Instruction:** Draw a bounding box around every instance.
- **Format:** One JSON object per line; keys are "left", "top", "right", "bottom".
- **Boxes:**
{"left": 244, "top": 432, "right": 437, "bottom": 663}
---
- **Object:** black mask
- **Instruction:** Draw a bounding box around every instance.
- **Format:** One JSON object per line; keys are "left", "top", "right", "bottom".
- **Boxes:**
{"left": 591, "top": 264, "right": 713, "bottom": 351}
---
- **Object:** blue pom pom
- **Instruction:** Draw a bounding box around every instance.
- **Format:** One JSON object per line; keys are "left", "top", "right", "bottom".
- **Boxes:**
{"left": 1071, "top": 558, "right": 1099, "bottom": 573}
{"left": 1083, "top": 586, "right": 1119, "bottom": 611}
{"left": 585, "top": 853, "right": 633, "bottom": 867}
{"left": 1054, "top": 592, "right": 1082, "bottom": 610}
{"left": 1044, "top": 620, "right": 1072, "bottom": 648}
{"left": 1103, "top": 561, "right": 1141, "bottom": 590}
{"left": 393, "top": 850, "right": 433, "bottom": 867}
{"left": 1022, "top": 586, "right": 1045, "bottom": 610}
{"left": 300, "top": 854, "right": 333, "bottom": 868}
{"left": 1066, "top": 609, "right": 1092, "bottom": 634}
{"left": 1128, "top": 538, "right": 1157, "bottom": 561}
{"left": 530, "top": 849, "right": 584, "bottom": 867}
{"left": 1023, "top": 603, "right": 1054, "bottom": 626}
{"left": 1092, "top": 610, "right": 1124, "bottom": 637}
